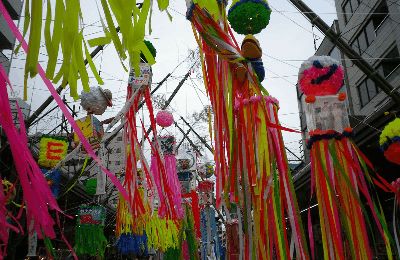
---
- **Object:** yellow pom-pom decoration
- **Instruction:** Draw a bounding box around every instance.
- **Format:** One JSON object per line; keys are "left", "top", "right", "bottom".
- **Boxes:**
{"left": 380, "top": 118, "right": 400, "bottom": 165}
{"left": 38, "top": 136, "right": 68, "bottom": 168}
{"left": 379, "top": 118, "right": 400, "bottom": 146}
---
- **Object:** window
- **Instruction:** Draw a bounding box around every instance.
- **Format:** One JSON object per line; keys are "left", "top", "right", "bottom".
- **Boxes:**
{"left": 357, "top": 78, "right": 380, "bottom": 107}
{"left": 117, "top": 136, "right": 123, "bottom": 141}
{"left": 350, "top": 21, "right": 376, "bottom": 55}
{"left": 116, "top": 148, "right": 121, "bottom": 153}
{"left": 343, "top": 0, "right": 360, "bottom": 23}
{"left": 115, "top": 161, "right": 121, "bottom": 166}
{"left": 371, "top": 1, "right": 389, "bottom": 33}
{"left": 377, "top": 46, "right": 400, "bottom": 81}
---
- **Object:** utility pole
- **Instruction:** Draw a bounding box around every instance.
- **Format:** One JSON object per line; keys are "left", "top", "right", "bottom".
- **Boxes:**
{"left": 287, "top": 0, "right": 400, "bottom": 104}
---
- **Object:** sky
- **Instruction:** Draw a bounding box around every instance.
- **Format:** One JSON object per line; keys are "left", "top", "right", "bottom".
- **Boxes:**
{"left": 6, "top": 0, "right": 339, "bottom": 162}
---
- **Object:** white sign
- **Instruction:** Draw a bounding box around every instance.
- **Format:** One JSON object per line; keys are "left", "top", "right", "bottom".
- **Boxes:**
{"left": 128, "top": 64, "right": 151, "bottom": 86}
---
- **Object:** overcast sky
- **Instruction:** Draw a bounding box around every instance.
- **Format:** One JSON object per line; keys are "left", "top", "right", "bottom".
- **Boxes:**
{"left": 6, "top": 0, "right": 338, "bottom": 161}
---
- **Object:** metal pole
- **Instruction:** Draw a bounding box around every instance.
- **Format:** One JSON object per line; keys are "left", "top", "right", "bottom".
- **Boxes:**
{"left": 180, "top": 116, "right": 213, "bottom": 153}
{"left": 287, "top": 0, "right": 400, "bottom": 104}
{"left": 174, "top": 122, "right": 202, "bottom": 156}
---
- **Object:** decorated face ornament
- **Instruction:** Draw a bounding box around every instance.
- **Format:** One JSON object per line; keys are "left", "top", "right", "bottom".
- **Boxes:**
{"left": 298, "top": 56, "right": 344, "bottom": 97}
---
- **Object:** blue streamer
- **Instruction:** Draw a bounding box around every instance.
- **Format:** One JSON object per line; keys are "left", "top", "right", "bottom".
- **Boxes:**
{"left": 115, "top": 233, "right": 149, "bottom": 256}
{"left": 200, "top": 207, "right": 222, "bottom": 260}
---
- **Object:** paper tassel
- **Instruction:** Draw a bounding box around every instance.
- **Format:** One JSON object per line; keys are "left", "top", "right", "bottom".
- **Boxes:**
{"left": 115, "top": 233, "right": 148, "bottom": 256}
{"left": 0, "top": 64, "right": 61, "bottom": 241}
{"left": 308, "top": 135, "right": 394, "bottom": 259}
{"left": 75, "top": 205, "right": 107, "bottom": 257}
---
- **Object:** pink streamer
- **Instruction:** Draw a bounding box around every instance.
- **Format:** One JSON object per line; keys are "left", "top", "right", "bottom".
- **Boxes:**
{"left": 0, "top": 1, "right": 129, "bottom": 203}
{"left": 0, "top": 66, "right": 60, "bottom": 240}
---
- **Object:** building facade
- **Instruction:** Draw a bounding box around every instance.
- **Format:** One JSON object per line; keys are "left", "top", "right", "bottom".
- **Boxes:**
{"left": 0, "top": 0, "right": 23, "bottom": 75}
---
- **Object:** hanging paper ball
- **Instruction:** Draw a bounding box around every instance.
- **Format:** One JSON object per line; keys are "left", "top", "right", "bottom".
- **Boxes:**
{"left": 228, "top": 0, "right": 272, "bottom": 35}
{"left": 84, "top": 178, "right": 97, "bottom": 196}
{"left": 298, "top": 56, "right": 344, "bottom": 96}
{"left": 80, "top": 87, "right": 113, "bottom": 115}
{"left": 156, "top": 110, "right": 174, "bottom": 127}
{"left": 380, "top": 118, "right": 400, "bottom": 165}
{"left": 199, "top": 162, "right": 215, "bottom": 179}
{"left": 140, "top": 40, "right": 157, "bottom": 63}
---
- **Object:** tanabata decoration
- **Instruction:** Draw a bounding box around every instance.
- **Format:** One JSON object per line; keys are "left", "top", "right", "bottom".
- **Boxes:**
{"left": 187, "top": 2, "right": 309, "bottom": 259}
{"left": 74, "top": 205, "right": 107, "bottom": 257}
{"left": 38, "top": 136, "right": 68, "bottom": 168}
{"left": 380, "top": 118, "right": 400, "bottom": 165}
{"left": 84, "top": 178, "right": 97, "bottom": 196}
{"left": 228, "top": 0, "right": 271, "bottom": 35}
{"left": 198, "top": 161, "right": 214, "bottom": 179}
{"left": 181, "top": 203, "right": 200, "bottom": 260}
{"left": 299, "top": 56, "right": 394, "bottom": 259}
{"left": 74, "top": 115, "right": 104, "bottom": 150}
{"left": 0, "top": 65, "right": 69, "bottom": 257}
{"left": 12, "top": 0, "right": 171, "bottom": 101}
{"left": 156, "top": 110, "right": 174, "bottom": 128}
{"left": 1, "top": 179, "right": 16, "bottom": 205}
{"left": 80, "top": 87, "right": 113, "bottom": 115}
{"left": 0, "top": 178, "right": 19, "bottom": 259}
{"left": 115, "top": 194, "right": 180, "bottom": 254}
{"left": 151, "top": 135, "right": 184, "bottom": 218}
{"left": 392, "top": 178, "right": 400, "bottom": 256}
{"left": 41, "top": 169, "right": 62, "bottom": 198}
{"left": 226, "top": 219, "right": 240, "bottom": 260}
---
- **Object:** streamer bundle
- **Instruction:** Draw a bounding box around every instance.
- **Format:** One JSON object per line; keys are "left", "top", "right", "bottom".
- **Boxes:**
{"left": 74, "top": 205, "right": 107, "bottom": 257}
{"left": 300, "top": 56, "right": 394, "bottom": 259}
{"left": 187, "top": 2, "right": 309, "bottom": 259}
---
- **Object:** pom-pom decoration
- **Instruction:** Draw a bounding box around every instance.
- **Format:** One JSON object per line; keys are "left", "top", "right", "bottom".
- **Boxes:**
{"left": 84, "top": 178, "right": 97, "bottom": 196}
{"left": 75, "top": 205, "right": 107, "bottom": 257}
{"left": 228, "top": 0, "right": 272, "bottom": 35}
{"left": 298, "top": 56, "right": 344, "bottom": 96}
{"left": 140, "top": 40, "right": 157, "bottom": 63}
{"left": 156, "top": 110, "right": 174, "bottom": 127}
{"left": 38, "top": 136, "right": 68, "bottom": 168}
{"left": 80, "top": 87, "right": 113, "bottom": 115}
{"left": 198, "top": 162, "right": 215, "bottom": 179}
{"left": 380, "top": 118, "right": 400, "bottom": 165}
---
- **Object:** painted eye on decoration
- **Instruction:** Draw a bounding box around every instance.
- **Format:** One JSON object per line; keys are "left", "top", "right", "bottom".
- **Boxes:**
{"left": 298, "top": 56, "right": 344, "bottom": 96}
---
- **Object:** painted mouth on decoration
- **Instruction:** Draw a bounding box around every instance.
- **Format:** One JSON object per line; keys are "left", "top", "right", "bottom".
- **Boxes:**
{"left": 310, "top": 60, "right": 338, "bottom": 85}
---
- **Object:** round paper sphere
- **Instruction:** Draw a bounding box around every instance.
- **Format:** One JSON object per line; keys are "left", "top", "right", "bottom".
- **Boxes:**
{"left": 298, "top": 56, "right": 344, "bottom": 96}
{"left": 380, "top": 118, "right": 400, "bottom": 165}
{"left": 199, "top": 162, "right": 215, "bottom": 179}
{"left": 140, "top": 40, "right": 157, "bottom": 63}
{"left": 84, "top": 178, "right": 97, "bottom": 196}
{"left": 228, "top": 0, "right": 272, "bottom": 35}
{"left": 156, "top": 110, "right": 174, "bottom": 127}
{"left": 80, "top": 87, "right": 113, "bottom": 115}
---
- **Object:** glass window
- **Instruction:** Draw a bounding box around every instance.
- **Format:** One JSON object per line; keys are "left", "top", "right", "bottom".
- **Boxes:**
{"left": 351, "top": 0, "right": 359, "bottom": 13}
{"left": 117, "top": 136, "right": 123, "bottom": 141}
{"left": 380, "top": 47, "right": 400, "bottom": 78}
{"left": 372, "top": 1, "right": 389, "bottom": 32}
{"left": 351, "top": 38, "right": 360, "bottom": 54}
{"left": 358, "top": 81, "right": 369, "bottom": 107}
{"left": 365, "top": 20, "right": 375, "bottom": 45}
{"left": 116, "top": 148, "right": 121, "bottom": 153}
{"left": 357, "top": 33, "right": 368, "bottom": 54}
{"left": 366, "top": 78, "right": 377, "bottom": 99}
{"left": 343, "top": 1, "right": 353, "bottom": 23}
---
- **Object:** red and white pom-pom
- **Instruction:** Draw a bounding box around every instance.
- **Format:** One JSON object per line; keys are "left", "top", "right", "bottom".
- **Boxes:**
{"left": 156, "top": 110, "right": 174, "bottom": 127}
{"left": 298, "top": 56, "right": 344, "bottom": 96}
